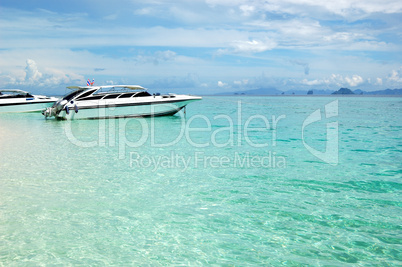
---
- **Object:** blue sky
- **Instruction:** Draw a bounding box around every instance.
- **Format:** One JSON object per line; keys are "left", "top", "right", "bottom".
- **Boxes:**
{"left": 0, "top": 0, "right": 402, "bottom": 94}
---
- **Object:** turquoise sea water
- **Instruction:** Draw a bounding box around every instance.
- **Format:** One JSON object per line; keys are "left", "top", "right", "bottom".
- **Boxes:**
{"left": 0, "top": 96, "right": 401, "bottom": 266}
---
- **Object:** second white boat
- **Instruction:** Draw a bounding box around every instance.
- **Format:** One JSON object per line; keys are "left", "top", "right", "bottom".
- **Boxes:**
{"left": 0, "top": 89, "right": 58, "bottom": 113}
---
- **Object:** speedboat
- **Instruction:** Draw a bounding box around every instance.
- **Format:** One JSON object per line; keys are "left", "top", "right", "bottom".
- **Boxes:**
{"left": 42, "top": 85, "right": 202, "bottom": 120}
{"left": 0, "top": 89, "right": 58, "bottom": 113}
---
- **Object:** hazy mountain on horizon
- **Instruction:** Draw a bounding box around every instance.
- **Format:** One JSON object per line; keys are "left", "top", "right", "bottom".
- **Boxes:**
{"left": 214, "top": 87, "right": 402, "bottom": 96}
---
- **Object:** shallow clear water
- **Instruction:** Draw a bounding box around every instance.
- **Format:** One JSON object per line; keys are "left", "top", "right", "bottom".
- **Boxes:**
{"left": 0, "top": 96, "right": 401, "bottom": 265}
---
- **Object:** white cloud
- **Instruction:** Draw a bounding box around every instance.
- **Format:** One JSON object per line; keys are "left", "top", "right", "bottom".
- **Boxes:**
{"left": 388, "top": 69, "right": 402, "bottom": 82}
{"left": 345, "top": 75, "right": 364, "bottom": 87}
{"left": 25, "top": 59, "right": 43, "bottom": 84}
{"left": 299, "top": 74, "right": 366, "bottom": 88}
{"left": 0, "top": 3, "right": 398, "bottom": 54}
{"left": 218, "top": 81, "right": 227, "bottom": 87}
{"left": 206, "top": 0, "right": 402, "bottom": 18}
{"left": 239, "top": 5, "right": 256, "bottom": 16}
{"left": 1, "top": 58, "right": 84, "bottom": 89}
{"left": 300, "top": 79, "right": 324, "bottom": 86}
{"left": 217, "top": 38, "right": 277, "bottom": 55}
{"left": 232, "top": 39, "right": 277, "bottom": 53}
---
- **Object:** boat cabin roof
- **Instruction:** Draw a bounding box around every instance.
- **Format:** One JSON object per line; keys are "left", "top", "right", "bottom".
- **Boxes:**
{"left": 67, "top": 85, "right": 146, "bottom": 92}
{"left": 61, "top": 85, "right": 149, "bottom": 101}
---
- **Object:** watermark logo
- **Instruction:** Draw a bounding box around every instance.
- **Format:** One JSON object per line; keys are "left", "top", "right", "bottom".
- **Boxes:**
{"left": 129, "top": 151, "right": 286, "bottom": 172}
{"left": 63, "top": 101, "right": 287, "bottom": 158}
{"left": 302, "top": 100, "right": 339, "bottom": 165}
{"left": 62, "top": 99, "right": 339, "bottom": 168}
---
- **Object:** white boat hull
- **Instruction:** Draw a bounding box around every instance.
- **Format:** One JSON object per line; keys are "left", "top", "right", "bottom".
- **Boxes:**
{"left": 54, "top": 96, "right": 200, "bottom": 120}
{"left": 0, "top": 100, "right": 56, "bottom": 113}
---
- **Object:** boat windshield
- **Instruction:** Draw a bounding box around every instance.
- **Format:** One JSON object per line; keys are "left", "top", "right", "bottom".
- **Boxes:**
{"left": 62, "top": 89, "right": 85, "bottom": 101}
{"left": 0, "top": 90, "right": 32, "bottom": 98}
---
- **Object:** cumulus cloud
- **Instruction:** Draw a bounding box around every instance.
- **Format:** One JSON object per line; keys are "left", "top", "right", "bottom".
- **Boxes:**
{"left": 25, "top": 59, "right": 43, "bottom": 84}
{"left": 2, "top": 59, "right": 84, "bottom": 88}
{"left": 300, "top": 74, "right": 366, "bottom": 88}
{"left": 328, "top": 74, "right": 365, "bottom": 87}
{"left": 388, "top": 69, "right": 402, "bottom": 82}
{"left": 345, "top": 75, "right": 364, "bottom": 87}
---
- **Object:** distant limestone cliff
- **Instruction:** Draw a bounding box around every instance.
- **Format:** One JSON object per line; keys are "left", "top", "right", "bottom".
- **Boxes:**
{"left": 332, "top": 88, "right": 355, "bottom": 95}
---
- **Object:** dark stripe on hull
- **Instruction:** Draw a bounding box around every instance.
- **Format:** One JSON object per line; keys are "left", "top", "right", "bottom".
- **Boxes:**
{"left": 56, "top": 106, "right": 184, "bottom": 120}
{"left": 0, "top": 101, "right": 55, "bottom": 107}
{"left": 71, "top": 99, "right": 190, "bottom": 110}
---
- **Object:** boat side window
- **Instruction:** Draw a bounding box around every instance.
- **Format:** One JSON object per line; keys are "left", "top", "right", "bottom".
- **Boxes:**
{"left": 0, "top": 94, "right": 17, "bottom": 99}
{"left": 76, "top": 89, "right": 97, "bottom": 100}
{"left": 133, "top": 91, "right": 151, "bottom": 97}
{"left": 118, "top": 93, "right": 135, "bottom": 98}
{"left": 80, "top": 95, "right": 104, "bottom": 101}
{"left": 102, "top": 94, "right": 120, "bottom": 99}
{"left": 0, "top": 92, "right": 31, "bottom": 98}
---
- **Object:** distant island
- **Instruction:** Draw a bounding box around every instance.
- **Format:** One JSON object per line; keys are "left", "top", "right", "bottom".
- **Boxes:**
{"left": 215, "top": 87, "right": 402, "bottom": 96}
{"left": 332, "top": 88, "right": 354, "bottom": 95}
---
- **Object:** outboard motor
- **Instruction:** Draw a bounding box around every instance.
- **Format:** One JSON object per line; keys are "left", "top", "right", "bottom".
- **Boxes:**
{"left": 42, "top": 99, "right": 68, "bottom": 118}
{"left": 42, "top": 107, "right": 52, "bottom": 118}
